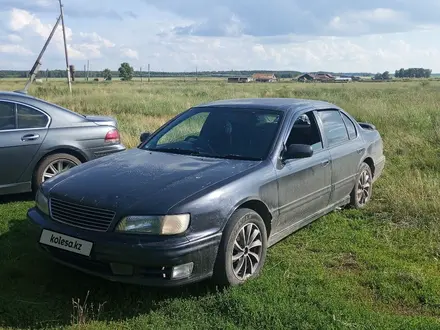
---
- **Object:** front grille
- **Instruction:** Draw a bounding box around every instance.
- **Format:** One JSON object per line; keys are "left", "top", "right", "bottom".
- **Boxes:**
{"left": 49, "top": 198, "right": 116, "bottom": 232}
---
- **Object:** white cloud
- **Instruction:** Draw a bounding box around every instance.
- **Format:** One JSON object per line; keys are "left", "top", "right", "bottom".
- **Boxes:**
{"left": 121, "top": 48, "right": 139, "bottom": 60}
{"left": 0, "top": 44, "right": 33, "bottom": 56}
{"left": 7, "top": 34, "right": 22, "bottom": 43}
{"left": 328, "top": 8, "right": 410, "bottom": 35}
{"left": 79, "top": 32, "right": 115, "bottom": 48}
{"left": 4, "top": 8, "right": 118, "bottom": 63}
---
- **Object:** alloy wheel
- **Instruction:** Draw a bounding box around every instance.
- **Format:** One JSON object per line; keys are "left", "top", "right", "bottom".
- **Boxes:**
{"left": 357, "top": 168, "right": 372, "bottom": 205}
{"left": 231, "top": 223, "right": 263, "bottom": 280}
{"left": 42, "top": 159, "right": 77, "bottom": 182}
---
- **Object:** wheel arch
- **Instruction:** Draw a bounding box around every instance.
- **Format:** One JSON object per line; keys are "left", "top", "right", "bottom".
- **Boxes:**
{"left": 362, "top": 157, "right": 375, "bottom": 178}
{"left": 31, "top": 147, "right": 88, "bottom": 190}
{"left": 228, "top": 197, "right": 273, "bottom": 237}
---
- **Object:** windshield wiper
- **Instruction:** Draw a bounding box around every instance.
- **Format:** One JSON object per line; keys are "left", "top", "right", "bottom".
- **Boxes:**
{"left": 148, "top": 148, "right": 210, "bottom": 157}
{"left": 216, "top": 154, "right": 262, "bottom": 161}
{"left": 147, "top": 148, "right": 261, "bottom": 161}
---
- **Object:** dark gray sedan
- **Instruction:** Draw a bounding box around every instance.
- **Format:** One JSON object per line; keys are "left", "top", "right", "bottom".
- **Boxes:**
{"left": 27, "top": 98, "right": 385, "bottom": 287}
{"left": 0, "top": 91, "right": 126, "bottom": 196}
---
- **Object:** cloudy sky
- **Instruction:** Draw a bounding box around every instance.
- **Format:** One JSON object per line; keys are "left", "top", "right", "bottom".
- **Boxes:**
{"left": 1, "top": 0, "right": 439, "bottom": 72}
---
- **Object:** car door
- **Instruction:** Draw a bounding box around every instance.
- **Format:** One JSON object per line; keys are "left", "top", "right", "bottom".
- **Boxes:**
{"left": 316, "top": 109, "right": 364, "bottom": 205}
{"left": 0, "top": 101, "right": 50, "bottom": 186}
{"left": 275, "top": 110, "right": 332, "bottom": 233}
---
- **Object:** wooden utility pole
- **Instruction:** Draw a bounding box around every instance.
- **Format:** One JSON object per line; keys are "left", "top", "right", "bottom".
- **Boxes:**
{"left": 23, "top": 15, "right": 61, "bottom": 92}
{"left": 148, "top": 64, "right": 150, "bottom": 82}
{"left": 140, "top": 67, "right": 143, "bottom": 83}
{"left": 59, "top": 0, "right": 72, "bottom": 93}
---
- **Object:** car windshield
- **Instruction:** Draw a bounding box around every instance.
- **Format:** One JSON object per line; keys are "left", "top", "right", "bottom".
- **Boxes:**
{"left": 141, "top": 107, "right": 284, "bottom": 161}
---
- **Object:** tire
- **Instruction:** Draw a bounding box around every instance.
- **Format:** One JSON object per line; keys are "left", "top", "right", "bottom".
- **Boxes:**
{"left": 349, "top": 162, "right": 373, "bottom": 209}
{"left": 213, "top": 208, "right": 268, "bottom": 287}
{"left": 33, "top": 153, "right": 82, "bottom": 191}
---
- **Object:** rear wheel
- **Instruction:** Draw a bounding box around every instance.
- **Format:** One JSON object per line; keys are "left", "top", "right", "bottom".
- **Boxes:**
{"left": 349, "top": 162, "right": 373, "bottom": 209}
{"left": 213, "top": 208, "right": 268, "bottom": 287}
{"left": 33, "top": 153, "right": 82, "bottom": 190}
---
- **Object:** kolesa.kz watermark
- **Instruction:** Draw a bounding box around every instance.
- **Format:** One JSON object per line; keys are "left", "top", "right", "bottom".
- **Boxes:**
{"left": 50, "top": 233, "right": 82, "bottom": 250}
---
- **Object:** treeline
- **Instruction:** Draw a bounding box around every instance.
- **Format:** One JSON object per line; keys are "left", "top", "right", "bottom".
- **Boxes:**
{"left": 394, "top": 68, "right": 432, "bottom": 78}
{"left": 1, "top": 68, "right": 433, "bottom": 80}
{"left": 0, "top": 69, "right": 306, "bottom": 79}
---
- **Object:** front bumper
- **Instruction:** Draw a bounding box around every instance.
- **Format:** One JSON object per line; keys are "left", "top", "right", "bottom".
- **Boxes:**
{"left": 27, "top": 208, "right": 222, "bottom": 287}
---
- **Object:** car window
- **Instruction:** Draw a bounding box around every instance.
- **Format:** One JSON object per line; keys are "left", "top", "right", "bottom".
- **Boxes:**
{"left": 17, "top": 104, "right": 49, "bottom": 129}
{"left": 286, "top": 111, "right": 323, "bottom": 151}
{"left": 317, "top": 110, "right": 349, "bottom": 147}
{"left": 156, "top": 112, "right": 209, "bottom": 145}
{"left": 0, "top": 101, "right": 16, "bottom": 131}
{"left": 143, "top": 108, "right": 283, "bottom": 160}
{"left": 341, "top": 112, "right": 357, "bottom": 140}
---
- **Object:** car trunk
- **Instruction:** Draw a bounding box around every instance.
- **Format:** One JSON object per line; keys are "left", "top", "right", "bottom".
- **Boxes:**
{"left": 85, "top": 115, "right": 118, "bottom": 128}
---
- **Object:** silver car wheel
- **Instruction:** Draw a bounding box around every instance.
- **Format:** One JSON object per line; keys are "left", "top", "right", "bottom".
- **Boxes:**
{"left": 42, "top": 159, "right": 77, "bottom": 182}
{"left": 357, "top": 168, "right": 372, "bottom": 205}
{"left": 231, "top": 223, "right": 263, "bottom": 280}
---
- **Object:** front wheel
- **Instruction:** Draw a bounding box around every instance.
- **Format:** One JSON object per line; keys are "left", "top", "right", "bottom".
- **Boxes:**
{"left": 213, "top": 208, "right": 268, "bottom": 287}
{"left": 349, "top": 162, "right": 373, "bottom": 209}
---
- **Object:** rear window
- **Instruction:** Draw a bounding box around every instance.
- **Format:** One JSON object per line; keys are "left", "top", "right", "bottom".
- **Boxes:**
{"left": 17, "top": 104, "right": 49, "bottom": 129}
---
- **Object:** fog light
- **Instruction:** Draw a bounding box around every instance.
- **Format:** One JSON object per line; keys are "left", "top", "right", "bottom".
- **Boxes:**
{"left": 171, "top": 262, "right": 194, "bottom": 279}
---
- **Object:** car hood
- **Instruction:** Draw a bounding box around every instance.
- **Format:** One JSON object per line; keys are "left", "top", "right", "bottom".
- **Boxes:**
{"left": 45, "top": 148, "right": 259, "bottom": 214}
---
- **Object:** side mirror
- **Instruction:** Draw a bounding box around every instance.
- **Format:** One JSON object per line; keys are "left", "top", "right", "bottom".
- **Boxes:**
{"left": 140, "top": 132, "right": 150, "bottom": 143}
{"left": 283, "top": 144, "right": 313, "bottom": 160}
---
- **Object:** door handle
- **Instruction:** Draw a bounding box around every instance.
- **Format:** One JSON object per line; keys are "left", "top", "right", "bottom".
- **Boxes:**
{"left": 357, "top": 148, "right": 365, "bottom": 154}
{"left": 321, "top": 160, "right": 330, "bottom": 167}
{"left": 21, "top": 134, "right": 40, "bottom": 141}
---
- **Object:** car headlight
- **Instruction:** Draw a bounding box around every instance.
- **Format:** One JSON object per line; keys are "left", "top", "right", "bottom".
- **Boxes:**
{"left": 115, "top": 214, "right": 190, "bottom": 235}
{"left": 35, "top": 189, "right": 49, "bottom": 215}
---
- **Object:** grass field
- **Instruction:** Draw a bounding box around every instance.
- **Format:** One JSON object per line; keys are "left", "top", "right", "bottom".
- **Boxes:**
{"left": 1, "top": 78, "right": 440, "bottom": 330}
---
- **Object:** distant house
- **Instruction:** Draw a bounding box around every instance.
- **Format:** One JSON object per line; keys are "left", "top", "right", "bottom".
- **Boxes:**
{"left": 252, "top": 73, "right": 277, "bottom": 82}
{"left": 227, "top": 76, "right": 252, "bottom": 83}
{"left": 296, "top": 73, "right": 315, "bottom": 82}
{"left": 314, "top": 73, "right": 335, "bottom": 82}
{"left": 296, "top": 72, "right": 335, "bottom": 82}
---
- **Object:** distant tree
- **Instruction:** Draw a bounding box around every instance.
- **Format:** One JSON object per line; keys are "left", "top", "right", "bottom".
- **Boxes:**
{"left": 374, "top": 73, "right": 383, "bottom": 80}
{"left": 393, "top": 67, "right": 432, "bottom": 78}
{"left": 118, "top": 62, "right": 134, "bottom": 81}
{"left": 103, "top": 68, "right": 112, "bottom": 81}
{"left": 382, "top": 71, "right": 390, "bottom": 80}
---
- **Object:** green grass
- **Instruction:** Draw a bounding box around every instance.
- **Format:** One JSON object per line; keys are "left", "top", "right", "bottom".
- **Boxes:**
{"left": 1, "top": 78, "right": 440, "bottom": 329}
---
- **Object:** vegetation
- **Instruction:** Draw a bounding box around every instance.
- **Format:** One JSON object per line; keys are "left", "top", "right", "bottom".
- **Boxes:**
{"left": 118, "top": 63, "right": 134, "bottom": 81}
{"left": 0, "top": 78, "right": 439, "bottom": 329}
{"left": 102, "top": 69, "right": 112, "bottom": 81}
{"left": 2, "top": 68, "right": 424, "bottom": 80}
{"left": 373, "top": 71, "right": 390, "bottom": 80}
{"left": 0, "top": 66, "right": 436, "bottom": 81}
{"left": 394, "top": 68, "right": 432, "bottom": 78}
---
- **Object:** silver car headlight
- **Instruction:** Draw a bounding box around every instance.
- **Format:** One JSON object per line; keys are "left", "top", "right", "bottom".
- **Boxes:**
{"left": 35, "top": 189, "right": 49, "bottom": 215}
{"left": 115, "top": 214, "right": 190, "bottom": 235}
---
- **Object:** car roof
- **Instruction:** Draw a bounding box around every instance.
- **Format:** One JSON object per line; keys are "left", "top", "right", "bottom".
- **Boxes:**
{"left": 195, "top": 98, "right": 342, "bottom": 114}
{"left": 0, "top": 90, "right": 86, "bottom": 124}
{"left": 0, "top": 90, "right": 37, "bottom": 100}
